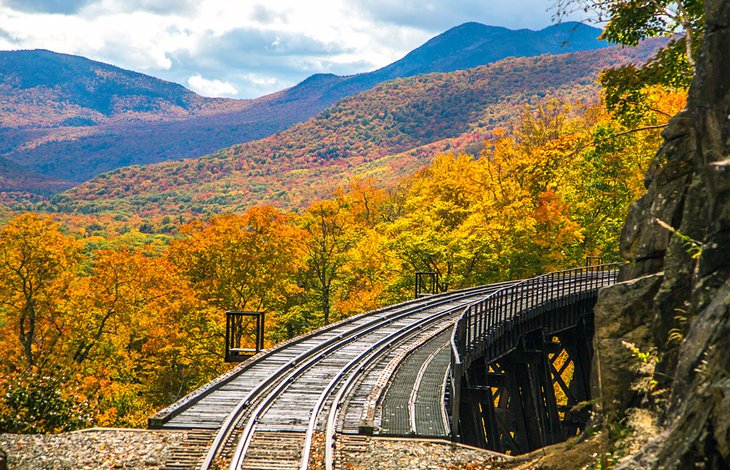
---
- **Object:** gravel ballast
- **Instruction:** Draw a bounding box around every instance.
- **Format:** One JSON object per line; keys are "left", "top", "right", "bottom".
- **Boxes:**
{"left": 0, "top": 429, "right": 512, "bottom": 469}
{"left": 340, "top": 437, "right": 510, "bottom": 469}
{"left": 0, "top": 428, "right": 186, "bottom": 469}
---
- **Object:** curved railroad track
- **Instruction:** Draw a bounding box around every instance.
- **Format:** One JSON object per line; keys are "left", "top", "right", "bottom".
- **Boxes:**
{"left": 185, "top": 283, "right": 515, "bottom": 469}
{"left": 153, "top": 265, "right": 618, "bottom": 468}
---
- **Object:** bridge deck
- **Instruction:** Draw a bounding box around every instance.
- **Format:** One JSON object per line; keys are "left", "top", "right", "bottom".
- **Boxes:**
{"left": 449, "top": 264, "right": 619, "bottom": 454}
{"left": 377, "top": 330, "right": 450, "bottom": 437}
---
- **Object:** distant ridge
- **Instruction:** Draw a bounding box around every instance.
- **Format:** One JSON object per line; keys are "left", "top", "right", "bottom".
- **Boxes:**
{"left": 0, "top": 22, "right": 607, "bottom": 188}
{"left": 362, "top": 22, "right": 605, "bottom": 77}
{"left": 276, "top": 21, "right": 607, "bottom": 105}
{"left": 0, "top": 49, "right": 216, "bottom": 117}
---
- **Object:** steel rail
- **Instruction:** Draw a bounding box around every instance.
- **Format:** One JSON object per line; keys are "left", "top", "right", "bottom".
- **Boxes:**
{"left": 230, "top": 286, "right": 494, "bottom": 470}
{"left": 439, "top": 357, "right": 451, "bottom": 435}
{"left": 319, "top": 302, "right": 462, "bottom": 470}
{"left": 227, "top": 312, "right": 421, "bottom": 470}
{"left": 319, "top": 281, "right": 518, "bottom": 470}
{"left": 153, "top": 284, "right": 494, "bottom": 428}
{"left": 198, "top": 284, "right": 495, "bottom": 468}
{"left": 214, "top": 284, "right": 510, "bottom": 470}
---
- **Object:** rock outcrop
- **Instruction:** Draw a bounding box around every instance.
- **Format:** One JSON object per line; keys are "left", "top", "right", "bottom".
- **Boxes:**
{"left": 592, "top": 0, "right": 730, "bottom": 467}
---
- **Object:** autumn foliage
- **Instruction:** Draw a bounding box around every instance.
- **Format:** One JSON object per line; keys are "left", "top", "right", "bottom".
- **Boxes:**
{"left": 0, "top": 90, "right": 684, "bottom": 432}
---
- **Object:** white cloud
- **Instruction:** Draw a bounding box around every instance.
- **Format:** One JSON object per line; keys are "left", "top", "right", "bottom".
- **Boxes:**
{"left": 242, "top": 73, "right": 277, "bottom": 87}
{"left": 0, "top": 0, "right": 588, "bottom": 97}
{"left": 187, "top": 74, "right": 238, "bottom": 97}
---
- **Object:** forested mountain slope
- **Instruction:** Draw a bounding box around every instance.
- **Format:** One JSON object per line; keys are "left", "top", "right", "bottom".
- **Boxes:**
{"left": 58, "top": 41, "right": 662, "bottom": 217}
{"left": 0, "top": 22, "right": 606, "bottom": 186}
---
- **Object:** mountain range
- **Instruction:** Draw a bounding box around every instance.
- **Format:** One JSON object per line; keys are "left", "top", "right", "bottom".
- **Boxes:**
{"left": 56, "top": 40, "right": 662, "bottom": 217}
{"left": 0, "top": 21, "right": 607, "bottom": 192}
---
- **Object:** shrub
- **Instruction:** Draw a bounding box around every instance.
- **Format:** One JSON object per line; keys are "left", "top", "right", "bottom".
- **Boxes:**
{"left": 0, "top": 367, "right": 95, "bottom": 433}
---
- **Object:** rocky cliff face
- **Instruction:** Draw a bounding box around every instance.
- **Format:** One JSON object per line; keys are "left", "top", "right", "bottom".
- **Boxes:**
{"left": 592, "top": 0, "right": 730, "bottom": 467}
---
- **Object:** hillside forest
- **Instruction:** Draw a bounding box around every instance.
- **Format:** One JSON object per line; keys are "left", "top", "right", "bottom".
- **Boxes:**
{"left": 50, "top": 42, "right": 660, "bottom": 217}
{"left": 0, "top": 83, "right": 685, "bottom": 432}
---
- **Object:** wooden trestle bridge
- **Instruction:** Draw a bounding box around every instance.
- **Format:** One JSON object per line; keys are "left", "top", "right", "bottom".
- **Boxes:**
{"left": 149, "top": 263, "right": 618, "bottom": 469}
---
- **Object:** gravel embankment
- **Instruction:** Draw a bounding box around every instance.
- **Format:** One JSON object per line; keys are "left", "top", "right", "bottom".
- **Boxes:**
{"left": 340, "top": 437, "right": 510, "bottom": 469}
{"left": 0, "top": 429, "right": 512, "bottom": 469}
{"left": 0, "top": 428, "right": 186, "bottom": 469}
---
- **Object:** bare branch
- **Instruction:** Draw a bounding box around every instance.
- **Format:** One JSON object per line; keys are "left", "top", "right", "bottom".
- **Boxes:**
{"left": 565, "top": 124, "right": 669, "bottom": 160}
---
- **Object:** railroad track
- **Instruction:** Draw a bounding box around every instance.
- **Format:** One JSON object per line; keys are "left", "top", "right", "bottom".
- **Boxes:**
{"left": 173, "top": 283, "right": 516, "bottom": 470}
{"left": 156, "top": 268, "right": 615, "bottom": 469}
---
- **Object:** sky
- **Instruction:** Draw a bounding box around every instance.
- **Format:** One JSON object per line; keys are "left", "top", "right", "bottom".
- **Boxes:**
{"left": 0, "top": 0, "right": 590, "bottom": 99}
